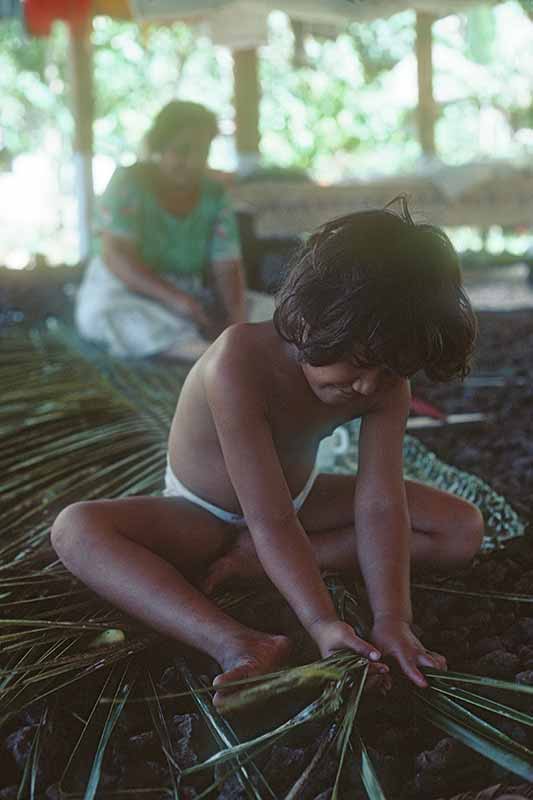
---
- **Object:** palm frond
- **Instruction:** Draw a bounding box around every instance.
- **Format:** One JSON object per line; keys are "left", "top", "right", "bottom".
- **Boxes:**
{"left": 58, "top": 659, "right": 138, "bottom": 799}
{"left": 416, "top": 686, "right": 533, "bottom": 782}
{"left": 426, "top": 669, "right": 533, "bottom": 696}
{"left": 1, "top": 323, "right": 532, "bottom": 798}
{"left": 413, "top": 583, "right": 533, "bottom": 605}
{"left": 182, "top": 665, "right": 354, "bottom": 778}
{"left": 145, "top": 672, "right": 180, "bottom": 799}
{"left": 283, "top": 723, "right": 337, "bottom": 800}
{"left": 181, "top": 664, "right": 275, "bottom": 800}
{"left": 331, "top": 665, "right": 368, "bottom": 799}
{"left": 16, "top": 704, "right": 47, "bottom": 800}
{"left": 350, "top": 731, "right": 389, "bottom": 800}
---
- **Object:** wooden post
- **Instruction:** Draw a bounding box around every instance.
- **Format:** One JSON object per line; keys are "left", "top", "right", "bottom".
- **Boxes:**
{"left": 232, "top": 48, "right": 261, "bottom": 175}
{"left": 68, "top": 17, "right": 94, "bottom": 263}
{"left": 415, "top": 12, "right": 436, "bottom": 158}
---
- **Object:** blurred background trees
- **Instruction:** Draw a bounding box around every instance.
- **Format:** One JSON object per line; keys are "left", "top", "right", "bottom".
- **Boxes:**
{"left": 0, "top": 1, "right": 532, "bottom": 266}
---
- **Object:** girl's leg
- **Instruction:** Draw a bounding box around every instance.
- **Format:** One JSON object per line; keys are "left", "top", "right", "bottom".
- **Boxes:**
{"left": 204, "top": 474, "right": 484, "bottom": 591}
{"left": 50, "top": 497, "right": 291, "bottom": 705}
{"left": 300, "top": 474, "right": 485, "bottom": 571}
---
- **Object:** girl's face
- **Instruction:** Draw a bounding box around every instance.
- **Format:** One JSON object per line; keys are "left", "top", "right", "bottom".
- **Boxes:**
{"left": 158, "top": 129, "right": 213, "bottom": 188}
{"left": 301, "top": 359, "right": 399, "bottom": 405}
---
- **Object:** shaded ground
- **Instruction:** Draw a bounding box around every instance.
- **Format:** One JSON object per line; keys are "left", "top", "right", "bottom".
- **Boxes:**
{"left": 413, "top": 308, "right": 533, "bottom": 521}
{"left": 0, "top": 267, "right": 533, "bottom": 798}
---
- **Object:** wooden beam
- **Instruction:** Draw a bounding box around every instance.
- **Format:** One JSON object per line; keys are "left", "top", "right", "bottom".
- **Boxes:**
{"left": 68, "top": 17, "right": 94, "bottom": 262}
{"left": 232, "top": 48, "right": 261, "bottom": 174}
{"left": 415, "top": 12, "right": 436, "bottom": 158}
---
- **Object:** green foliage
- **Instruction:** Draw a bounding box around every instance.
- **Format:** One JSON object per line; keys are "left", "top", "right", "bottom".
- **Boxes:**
{"left": 1, "top": 3, "right": 533, "bottom": 263}
{"left": 349, "top": 13, "right": 414, "bottom": 83}
{"left": 0, "top": 20, "right": 70, "bottom": 155}
{"left": 261, "top": 11, "right": 417, "bottom": 177}
{"left": 465, "top": 7, "right": 496, "bottom": 65}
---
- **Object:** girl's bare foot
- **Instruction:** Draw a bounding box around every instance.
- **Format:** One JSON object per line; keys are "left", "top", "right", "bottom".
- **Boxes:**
{"left": 203, "top": 531, "right": 265, "bottom": 595}
{"left": 213, "top": 633, "right": 292, "bottom": 708}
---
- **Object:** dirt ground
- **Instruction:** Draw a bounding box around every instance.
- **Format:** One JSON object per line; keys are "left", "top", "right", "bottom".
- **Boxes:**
{"left": 0, "top": 265, "right": 533, "bottom": 798}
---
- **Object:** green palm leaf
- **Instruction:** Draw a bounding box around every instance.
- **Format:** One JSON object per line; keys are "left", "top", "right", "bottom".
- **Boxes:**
{"left": 416, "top": 686, "right": 533, "bottom": 782}
{"left": 59, "top": 660, "right": 138, "bottom": 799}
{"left": 145, "top": 672, "right": 180, "bottom": 799}
{"left": 350, "top": 731, "right": 389, "bottom": 800}
{"left": 181, "top": 664, "right": 275, "bottom": 800}
{"left": 16, "top": 705, "right": 47, "bottom": 800}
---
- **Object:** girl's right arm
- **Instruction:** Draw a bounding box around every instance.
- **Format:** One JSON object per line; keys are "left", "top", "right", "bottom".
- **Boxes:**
{"left": 204, "top": 329, "right": 381, "bottom": 662}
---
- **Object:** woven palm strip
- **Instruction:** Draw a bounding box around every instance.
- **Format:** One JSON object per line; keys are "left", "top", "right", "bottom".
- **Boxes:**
{"left": 439, "top": 782, "right": 533, "bottom": 799}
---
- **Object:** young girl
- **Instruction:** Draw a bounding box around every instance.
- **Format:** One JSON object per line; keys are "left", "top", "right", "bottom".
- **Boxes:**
{"left": 52, "top": 199, "right": 483, "bottom": 707}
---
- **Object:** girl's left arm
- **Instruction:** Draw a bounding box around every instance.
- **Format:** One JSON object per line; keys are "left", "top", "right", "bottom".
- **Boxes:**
{"left": 356, "top": 379, "right": 446, "bottom": 686}
{"left": 355, "top": 377, "right": 412, "bottom": 623}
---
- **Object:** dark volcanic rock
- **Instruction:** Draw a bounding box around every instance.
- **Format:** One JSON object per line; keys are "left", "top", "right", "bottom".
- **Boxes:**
{"left": 471, "top": 636, "right": 508, "bottom": 658}
{"left": 518, "top": 645, "right": 533, "bottom": 668}
{"left": 515, "top": 669, "right": 533, "bottom": 685}
{"left": 262, "top": 744, "right": 307, "bottom": 793}
{"left": 512, "top": 618, "right": 533, "bottom": 644}
{"left": 4, "top": 725, "right": 34, "bottom": 769}
{"left": 473, "top": 650, "right": 521, "bottom": 678}
{"left": 169, "top": 713, "right": 200, "bottom": 769}
{"left": 213, "top": 769, "right": 246, "bottom": 800}
{"left": 414, "top": 737, "right": 485, "bottom": 796}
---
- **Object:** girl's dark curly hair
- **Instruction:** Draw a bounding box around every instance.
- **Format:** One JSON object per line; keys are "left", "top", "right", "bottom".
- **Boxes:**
{"left": 273, "top": 196, "right": 477, "bottom": 382}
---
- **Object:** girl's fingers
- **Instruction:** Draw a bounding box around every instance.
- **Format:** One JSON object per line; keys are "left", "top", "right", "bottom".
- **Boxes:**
{"left": 352, "top": 635, "right": 382, "bottom": 662}
{"left": 432, "top": 652, "right": 448, "bottom": 671}
{"left": 416, "top": 651, "right": 447, "bottom": 671}
{"left": 396, "top": 651, "right": 428, "bottom": 688}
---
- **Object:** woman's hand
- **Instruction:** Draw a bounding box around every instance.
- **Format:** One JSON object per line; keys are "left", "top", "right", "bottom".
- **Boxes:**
{"left": 169, "top": 292, "right": 214, "bottom": 334}
{"left": 370, "top": 616, "right": 447, "bottom": 688}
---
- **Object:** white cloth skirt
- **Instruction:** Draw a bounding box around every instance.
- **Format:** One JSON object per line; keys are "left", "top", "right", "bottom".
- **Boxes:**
{"left": 75, "top": 257, "right": 275, "bottom": 359}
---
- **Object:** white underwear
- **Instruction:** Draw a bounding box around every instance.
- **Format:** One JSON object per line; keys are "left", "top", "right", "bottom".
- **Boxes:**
{"left": 163, "top": 460, "right": 319, "bottom": 526}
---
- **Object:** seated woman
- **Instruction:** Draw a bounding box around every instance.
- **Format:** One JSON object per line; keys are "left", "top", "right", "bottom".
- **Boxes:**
{"left": 75, "top": 101, "right": 274, "bottom": 361}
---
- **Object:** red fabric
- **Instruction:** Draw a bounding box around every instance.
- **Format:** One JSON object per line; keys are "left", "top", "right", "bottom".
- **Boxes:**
{"left": 24, "top": 0, "right": 92, "bottom": 36}
{"left": 410, "top": 395, "right": 447, "bottom": 420}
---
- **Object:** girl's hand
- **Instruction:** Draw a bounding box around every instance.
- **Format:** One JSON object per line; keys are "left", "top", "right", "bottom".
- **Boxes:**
{"left": 311, "top": 617, "right": 383, "bottom": 662}
{"left": 370, "top": 616, "right": 447, "bottom": 688}
{"left": 311, "top": 618, "right": 390, "bottom": 691}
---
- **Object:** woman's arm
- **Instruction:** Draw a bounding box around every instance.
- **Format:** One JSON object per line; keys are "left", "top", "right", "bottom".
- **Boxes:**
{"left": 209, "top": 194, "right": 247, "bottom": 325}
{"left": 211, "top": 259, "right": 247, "bottom": 325}
{"left": 102, "top": 232, "right": 211, "bottom": 330}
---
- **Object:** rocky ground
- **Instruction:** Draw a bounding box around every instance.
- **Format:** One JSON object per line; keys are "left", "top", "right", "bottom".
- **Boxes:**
{"left": 1, "top": 270, "right": 533, "bottom": 798}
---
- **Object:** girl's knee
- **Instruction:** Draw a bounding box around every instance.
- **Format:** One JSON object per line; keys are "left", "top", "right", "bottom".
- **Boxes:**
{"left": 457, "top": 501, "right": 484, "bottom": 563}
{"left": 51, "top": 501, "right": 108, "bottom": 557}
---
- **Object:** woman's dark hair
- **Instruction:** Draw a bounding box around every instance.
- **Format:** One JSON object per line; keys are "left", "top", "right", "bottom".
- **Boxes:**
{"left": 145, "top": 101, "right": 218, "bottom": 154}
{"left": 273, "top": 196, "right": 477, "bottom": 382}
